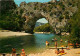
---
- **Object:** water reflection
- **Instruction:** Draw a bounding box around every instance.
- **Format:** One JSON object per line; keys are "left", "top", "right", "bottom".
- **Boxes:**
{"left": 0, "top": 33, "right": 54, "bottom": 54}
{"left": 0, "top": 35, "right": 36, "bottom": 53}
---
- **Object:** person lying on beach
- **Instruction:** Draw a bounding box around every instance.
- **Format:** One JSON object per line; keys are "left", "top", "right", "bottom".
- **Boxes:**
{"left": 59, "top": 48, "right": 67, "bottom": 55}
{"left": 55, "top": 49, "right": 60, "bottom": 54}
{"left": 60, "top": 48, "right": 64, "bottom": 53}
{"left": 21, "top": 49, "right": 26, "bottom": 56}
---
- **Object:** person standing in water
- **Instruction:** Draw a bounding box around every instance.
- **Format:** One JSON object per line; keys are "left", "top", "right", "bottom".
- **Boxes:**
{"left": 21, "top": 49, "right": 26, "bottom": 56}
{"left": 46, "top": 40, "right": 49, "bottom": 46}
{"left": 12, "top": 48, "right": 16, "bottom": 56}
{"left": 54, "top": 38, "right": 57, "bottom": 41}
{"left": 54, "top": 38, "right": 57, "bottom": 48}
{"left": 60, "top": 39, "right": 63, "bottom": 44}
{"left": 60, "top": 39, "right": 63, "bottom": 42}
{"left": 55, "top": 41, "right": 57, "bottom": 48}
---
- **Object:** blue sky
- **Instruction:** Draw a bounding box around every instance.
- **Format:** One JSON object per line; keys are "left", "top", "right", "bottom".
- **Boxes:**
{"left": 37, "top": 18, "right": 48, "bottom": 23}
{"left": 14, "top": 0, "right": 59, "bottom": 6}
{"left": 14, "top": 0, "right": 51, "bottom": 6}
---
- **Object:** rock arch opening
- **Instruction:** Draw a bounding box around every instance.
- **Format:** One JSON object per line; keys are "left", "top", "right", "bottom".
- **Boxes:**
{"left": 24, "top": 14, "right": 50, "bottom": 34}
{"left": 33, "top": 18, "right": 49, "bottom": 33}
{"left": 35, "top": 18, "right": 48, "bottom": 27}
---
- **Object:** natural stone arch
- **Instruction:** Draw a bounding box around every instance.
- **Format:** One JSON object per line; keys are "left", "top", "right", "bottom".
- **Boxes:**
{"left": 15, "top": 1, "right": 77, "bottom": 34}
{"left": 23, "top": 12, "right": 51, "bottom": 33}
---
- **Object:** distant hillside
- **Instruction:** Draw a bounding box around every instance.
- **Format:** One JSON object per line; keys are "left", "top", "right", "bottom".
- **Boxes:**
{"left": 35, "top": 22, "right": 46, "bottom": 27}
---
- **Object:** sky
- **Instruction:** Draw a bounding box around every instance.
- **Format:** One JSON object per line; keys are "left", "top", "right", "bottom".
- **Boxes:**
{"left": 37, "top": 18, "right": 48, "bottom": 23}
{"left": 14, "top": 0, "right": 59, "bottom": 6}
{"left": 14, "top": 0, "right": 51, "bottom": 6}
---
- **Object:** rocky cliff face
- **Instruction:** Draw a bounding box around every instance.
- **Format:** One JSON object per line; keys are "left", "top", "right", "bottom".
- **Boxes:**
{"left": 14, "top": 0, "right": 78, "bottom": 33}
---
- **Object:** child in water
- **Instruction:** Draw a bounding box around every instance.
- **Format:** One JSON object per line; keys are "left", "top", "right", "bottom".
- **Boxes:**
{"left": 46, "top": 40, "right": 49, "bottom": 46}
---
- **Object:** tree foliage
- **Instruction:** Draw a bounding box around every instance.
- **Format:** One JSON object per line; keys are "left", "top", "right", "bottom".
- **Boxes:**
{"left": 69, "top": 7, "right": 80, "bottom": 45}
{"left": 0, "top": 10, "right": 25, "bottom": 31}
{"left": 33, "top": 23, "right": 54, "bottom": 33}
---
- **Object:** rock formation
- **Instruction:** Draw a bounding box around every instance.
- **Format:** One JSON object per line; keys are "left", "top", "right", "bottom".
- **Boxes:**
{"left": 0, "top": 0, "right": 78, "bottom": 34}
{"left": 14, "top": 0, "right": 78, "bottom": 33}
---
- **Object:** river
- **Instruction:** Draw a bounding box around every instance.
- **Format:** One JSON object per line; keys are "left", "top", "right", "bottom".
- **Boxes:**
{"left": 0, "top": 33, "right": 68, "bottom": 54}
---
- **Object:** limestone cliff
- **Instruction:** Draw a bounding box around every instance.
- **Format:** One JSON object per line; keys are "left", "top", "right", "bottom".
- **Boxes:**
{"left": 14, "top": 0, "right": 78, "bottom": 33}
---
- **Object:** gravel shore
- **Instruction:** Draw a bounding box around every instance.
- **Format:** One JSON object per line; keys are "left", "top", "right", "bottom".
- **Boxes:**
{"left": 0, "top": 31, "right": 32, "bottom": 37}
{"left": 28, "top": 48, "right": 80, "bottom": 56}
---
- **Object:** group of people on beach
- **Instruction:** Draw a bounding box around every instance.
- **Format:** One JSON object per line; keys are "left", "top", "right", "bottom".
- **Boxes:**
{"left": 55, "top": 48, "right": 67, "bottom": 55}
{"left": 46, "top": 38, "right": 68, "bottom": 55}
{"left": 46, "top": 38, "right": 63, "bottom": 48}
{"left": 12, "top": 48, "right": 26, "bottom": 56}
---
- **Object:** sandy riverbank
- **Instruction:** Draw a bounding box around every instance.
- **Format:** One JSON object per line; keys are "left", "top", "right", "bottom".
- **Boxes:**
{"left": 35, "top": 32, "right": 50, "bottom": 34}
{"left": 0, "top": 31, "right": 32, "bottom": 37}
{"left": 0, "top": 48, "right": 80, "bottom": 56}
{"left": 28, "top": 48, "right": 80, "bottom": 56}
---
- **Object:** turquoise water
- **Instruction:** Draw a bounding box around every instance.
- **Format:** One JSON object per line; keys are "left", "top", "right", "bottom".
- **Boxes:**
{"left": 0, "top": 33, "right": 54, "bottom": 54}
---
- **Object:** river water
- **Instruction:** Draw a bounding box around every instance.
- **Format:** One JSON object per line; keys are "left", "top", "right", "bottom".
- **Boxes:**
{"left": 0, "top": 33, "right": 67, "bottom": 54}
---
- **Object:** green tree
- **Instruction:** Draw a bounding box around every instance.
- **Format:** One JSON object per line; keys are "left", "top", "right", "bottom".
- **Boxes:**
{"left": 69, "top": 7, "right": 80, "bottom": 46}
{"left": 33, "top": 23, "right": 54, "bottom": 32}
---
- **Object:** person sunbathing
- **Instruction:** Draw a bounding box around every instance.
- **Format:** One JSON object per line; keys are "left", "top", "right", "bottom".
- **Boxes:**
{"left": 60, "top": 48, "right": 64, "bottom": 53}
{"left": 55, "top": 49, "right": 60, "bottom": 54}
{"left": 60, "top": 48, "right": 67, "bottom": 55}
